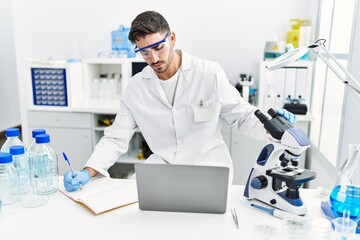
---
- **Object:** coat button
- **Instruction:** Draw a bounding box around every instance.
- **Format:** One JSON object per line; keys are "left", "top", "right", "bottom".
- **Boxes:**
{"left": 177, "top": 139, "right": 182, "bottom": 145}
{"left": 172, "top": 108, "right": 176, "bottom": 113}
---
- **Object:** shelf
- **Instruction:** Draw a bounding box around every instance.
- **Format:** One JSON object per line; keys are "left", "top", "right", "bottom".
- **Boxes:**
{"left": 117, "top": 154, "right": 146, "bottom": 164}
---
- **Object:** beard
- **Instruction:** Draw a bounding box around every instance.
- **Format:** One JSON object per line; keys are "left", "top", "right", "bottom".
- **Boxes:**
{"left": 150, "top": 47, "right": 175, "bottom": 74}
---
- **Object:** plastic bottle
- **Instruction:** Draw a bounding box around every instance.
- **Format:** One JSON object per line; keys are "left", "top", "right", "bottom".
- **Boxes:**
{"left": 1, "top": 128, "right": 24, "bottom": 153}
{"left": 91, "top": 78, "right": 100, "bottom": 99}
{"left": 29, "top": 134, "right": 59, "bottom": 195}
{"left": 0, "top": 152, "right": 17, "bottom": 205}
{"left": 286, "top": 19, "right": 301, "bottom": 49}
{"left": 9, "top": 146, "right": 31, "bottom": 198}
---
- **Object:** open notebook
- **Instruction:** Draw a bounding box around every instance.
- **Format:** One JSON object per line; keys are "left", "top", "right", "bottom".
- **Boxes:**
{"left": 59, "top": 177, "right": 138, "bottom": 215}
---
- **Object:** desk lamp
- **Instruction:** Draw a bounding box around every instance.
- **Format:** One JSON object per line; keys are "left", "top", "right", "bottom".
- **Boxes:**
{"left": 266, "top": 39, "right": 360, "bottom": 97}
{"left": 266, "top": 38, "right": 360, "bottom": 234}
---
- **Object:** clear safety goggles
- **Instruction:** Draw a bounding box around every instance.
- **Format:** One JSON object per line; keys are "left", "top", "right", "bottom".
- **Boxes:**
{"left": 134, "top": 32, "right": 170, "bottom": 59}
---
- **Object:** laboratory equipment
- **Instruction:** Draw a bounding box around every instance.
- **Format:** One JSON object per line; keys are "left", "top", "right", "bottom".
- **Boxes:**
{"left": 332, "top": 217, "right": 357, "bottom": 238}
{"left": 238, "top": 74, "right": 254, "bottom": 103}
{"left": 1, "top": 128, "right": 24, "bottom": 153}
{"left": 264, "top": 41, "right": 286, "bottom": 59}
{"left": 308, "top": 217, "right": 332, "bottom": 240}
{"left": 27, "top": 129, "right": 46, "bottom": 156}
{"left": 111, "top": 25, "right": 136, "bottom": 58}
{"left": 281, "top": 217, "right": 309, "bottom": 239}
{"left": 28, "top": 60, "right": 83, "bottom": 108}
{"left": 330, "top": 144, "right": 360, "bottom": 217}
{"left": 231, "top": 208, "right": 239, "bottom": 229}
{"left": 246, "top": 201, "right": 307, "bottom": 222}
{"left": 244, "top": 108, "right": 316, "bottom": 215}
{"left": 28, "top": 134, "right": 59, "bottom": 195}
{"left": 10, "top": 145, "right": 31, "bottom": 196}
{"left": 0, "top": 152, "right": 17, "bottom": 205}
{"left": 286, "top": 19, "right": 301, "bottom": 49}
{"left": 283, "top": 98, "right": 308, "bottom": 115}
{"left": 266, "top": 38, "right": 360, "bottom": 232}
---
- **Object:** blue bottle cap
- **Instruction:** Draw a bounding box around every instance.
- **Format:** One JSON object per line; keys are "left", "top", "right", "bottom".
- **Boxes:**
{"left": 32, "top": 129, "right": 46, "bottom": 138}
{"left": 9, "top": 145, "right": 25, "bottom": 155}
{"left": 35, "top": 134, "right": 50, "bottom": 144}
{"left": 0, "top": 152, "right": 13, "bottom": 163}
{"left": 5, "top": 128, "right": 20, "bottom": 137}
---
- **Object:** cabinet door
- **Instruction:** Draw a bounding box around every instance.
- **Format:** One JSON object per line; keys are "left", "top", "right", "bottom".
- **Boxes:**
{"left": 30, "top": 127, "right": 93, "bottom": 175}
{"left": 230, "top": 133, "right": 267, "bottom": 185}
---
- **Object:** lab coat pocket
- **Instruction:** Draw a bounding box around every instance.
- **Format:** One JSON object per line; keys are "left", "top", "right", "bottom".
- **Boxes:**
{"left": 190, "top": 99, "right": 215, "bottom": 129}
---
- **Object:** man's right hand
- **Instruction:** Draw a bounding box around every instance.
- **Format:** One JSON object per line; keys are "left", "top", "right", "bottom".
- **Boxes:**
{"left": 63, "top": 169, "right": 91, "bottom": 192}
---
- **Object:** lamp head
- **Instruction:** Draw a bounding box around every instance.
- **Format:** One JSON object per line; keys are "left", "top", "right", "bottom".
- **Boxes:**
{"left": 266, "top": 46, "right": 309, "bottom": 71}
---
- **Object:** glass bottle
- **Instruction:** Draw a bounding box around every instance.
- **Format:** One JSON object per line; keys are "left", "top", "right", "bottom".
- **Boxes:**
{"left": 0, "top": 152, "right": 17, "bottom": 205}
{"left": 10, "top": 145, "right": 31, "bottom": 197}
{"left": 329, "top": 143, "right": 360, "bottom": 218}
{"left": 27, "top": 129, "right": 46, "bottom": 156}
{"left": 29, "top": 134, "right": 59, "bottom": 195}
{"left": 0, "top": 128, "right": 24, "bottom": 153}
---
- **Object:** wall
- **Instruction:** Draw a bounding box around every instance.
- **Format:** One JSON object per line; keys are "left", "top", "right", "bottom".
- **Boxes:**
{"left": 11, "top": 0, "right": 317, "bottom": 83}
{"left": 0, "top": 0, "right": 20, "bottom": 132}
{"left": 11, "top": 0, "right": 317, "bottom": 143}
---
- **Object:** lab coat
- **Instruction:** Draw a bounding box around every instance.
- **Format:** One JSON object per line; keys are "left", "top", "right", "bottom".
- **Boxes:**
{"left": 85, "top": 50, "right": 267, "bottom": 182}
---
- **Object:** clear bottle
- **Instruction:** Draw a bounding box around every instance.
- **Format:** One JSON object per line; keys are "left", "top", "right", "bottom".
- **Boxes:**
{"left": 27, "top": 129, "right": 46, "bottom": 157}
{"left": 0, "top": 152, "right": 17, "bottom": 205}
{"left": 9, "top": 145, "right": 31, "bottom": 197}
{"left": 329, "top": 144, "right": 360, "bottom": 218}
{"left": 29, "top": 134, "right": 59, "bottom": 195}
{"left": 0, "top": 128, "right": 24, "bottom": 153}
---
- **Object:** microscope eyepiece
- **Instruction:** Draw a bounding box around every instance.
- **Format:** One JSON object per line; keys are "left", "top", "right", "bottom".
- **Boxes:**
{"left": 267, "top": 108, "right": 279, "bottom": 118}
{"left": 254, "top": 109, "right": 269, "bottom": 123}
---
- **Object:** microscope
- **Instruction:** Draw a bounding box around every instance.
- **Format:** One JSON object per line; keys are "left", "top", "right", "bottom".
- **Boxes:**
{"left": 244, "top": 108, "right": 316, "bottom": 215}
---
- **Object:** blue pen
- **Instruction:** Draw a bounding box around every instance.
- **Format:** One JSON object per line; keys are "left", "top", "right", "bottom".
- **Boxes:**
{"left": 62, "top": 152, "right": 82, "bottom": 190}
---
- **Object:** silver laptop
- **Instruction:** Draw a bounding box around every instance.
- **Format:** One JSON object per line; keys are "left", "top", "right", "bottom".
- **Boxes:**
{"left": 134, "top": 163, "right": 229, "bottom": 214}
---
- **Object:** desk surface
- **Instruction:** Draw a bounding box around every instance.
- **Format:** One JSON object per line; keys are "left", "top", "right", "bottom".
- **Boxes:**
{"left": 0, "top": 183, "right": 341, "bottom": 240}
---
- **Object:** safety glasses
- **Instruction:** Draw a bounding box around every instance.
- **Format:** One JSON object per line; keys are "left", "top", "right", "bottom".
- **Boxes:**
{"left": 134, "top": 32, "right": 171, "bottom": 59}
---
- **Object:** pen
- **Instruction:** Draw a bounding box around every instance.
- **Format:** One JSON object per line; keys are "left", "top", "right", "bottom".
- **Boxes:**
{"left": 231, "top": 208, "right": 239, "bottom": 229}
{"left": 62, "top": 152, "right": 82, "bottom": 190}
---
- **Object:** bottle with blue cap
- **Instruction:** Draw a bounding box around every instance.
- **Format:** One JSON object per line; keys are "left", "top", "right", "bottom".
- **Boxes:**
{"left": 0, "top": 128, "right": 24, "bottom": 153}
{"left": 28, "top": 133, "right": 59, "bottom": 195}
{"left": 10, "top": 145, "right": 31, "bottom": 197}
{"left": 27, "top": 129, "right": 46, "bottom": 157}
{"left": 0, "top": 152, "right": 17, "bottom": 205}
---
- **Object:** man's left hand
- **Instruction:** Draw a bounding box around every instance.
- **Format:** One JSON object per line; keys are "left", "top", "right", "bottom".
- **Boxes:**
{"left": 276, "top": 109, "right": 298, "bottom": 124}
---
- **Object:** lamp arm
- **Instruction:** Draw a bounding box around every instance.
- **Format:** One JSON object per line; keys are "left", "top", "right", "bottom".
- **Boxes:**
{"left": 310, "top": 44, "right": 360, "bottom": 96}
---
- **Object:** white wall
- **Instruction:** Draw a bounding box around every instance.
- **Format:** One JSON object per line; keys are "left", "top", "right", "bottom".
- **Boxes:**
{"left": 11, "top": 0, "right": 317, "bottom": 84}
{"left": 10, "top": 0, "right": 317, "bottom": 142}
{"left": 0, "top": 0, "right": 20, "bottom": 132}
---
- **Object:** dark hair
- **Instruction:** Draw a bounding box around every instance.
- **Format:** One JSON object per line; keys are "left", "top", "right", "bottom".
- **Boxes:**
{"left": 128, "top": 11, "right": 170, "bottom": 43}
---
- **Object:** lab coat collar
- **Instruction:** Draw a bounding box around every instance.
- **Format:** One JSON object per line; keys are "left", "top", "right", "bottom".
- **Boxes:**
{"left": 141, "top": 50, "right": 195, "bottom": 79}
{"left": 144, "top": 50, "right": 195, "bottom": 108}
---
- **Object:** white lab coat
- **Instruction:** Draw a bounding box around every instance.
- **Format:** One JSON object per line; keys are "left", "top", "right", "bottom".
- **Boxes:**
{"left": 85, "top": 51, "right": 267, "bottom": 182}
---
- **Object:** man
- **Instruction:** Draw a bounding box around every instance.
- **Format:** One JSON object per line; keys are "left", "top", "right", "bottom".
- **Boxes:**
{"left": 63, "top": 11, "right": 296, "bottom": 192}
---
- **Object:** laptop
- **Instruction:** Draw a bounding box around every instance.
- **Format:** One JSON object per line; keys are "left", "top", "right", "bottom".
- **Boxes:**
{"left": 134, "top": 163, "right": 229, "bottom": 214}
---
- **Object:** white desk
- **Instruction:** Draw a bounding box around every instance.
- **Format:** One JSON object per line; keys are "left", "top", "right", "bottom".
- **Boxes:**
{"left": 0, "top": 184, "right": 349, "bottom": 240}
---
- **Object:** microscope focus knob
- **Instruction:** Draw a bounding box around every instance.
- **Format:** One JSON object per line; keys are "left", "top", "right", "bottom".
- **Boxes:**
{"left": 250, "top": 175, "right": 268, "bottom": 189}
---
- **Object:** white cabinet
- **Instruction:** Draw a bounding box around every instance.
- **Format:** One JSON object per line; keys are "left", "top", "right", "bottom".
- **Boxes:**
{"left": 258, "top": 60, "right": 313, "bottom": 113}
{"left": 230, "top": 131, "right": 268, "bottom": 185}
{"left": 27, "top": 111, "right": 93, "bottom": 175}
{"left": 82, "top": 58, "right": 146, "bottom": 108}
